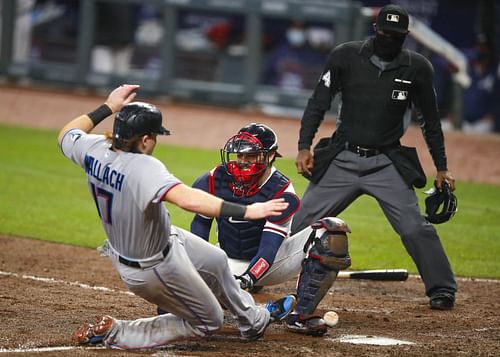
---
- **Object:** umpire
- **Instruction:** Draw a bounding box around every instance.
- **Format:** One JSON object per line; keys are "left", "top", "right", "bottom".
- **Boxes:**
{"left": 292, "top": 4, "right": 456, "bottom": 310}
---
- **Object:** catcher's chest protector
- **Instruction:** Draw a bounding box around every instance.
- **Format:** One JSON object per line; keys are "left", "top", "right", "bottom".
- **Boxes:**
{"left": 211, "top": 167, "right": 290, "bottom": 260}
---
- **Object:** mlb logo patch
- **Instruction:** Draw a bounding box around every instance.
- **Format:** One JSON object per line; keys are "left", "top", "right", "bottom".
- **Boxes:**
{"left": 387, "top": 14, "right": 400, "bottom": 23}
{"left": 392, "top": 90, "right": 408, "bottom": 100}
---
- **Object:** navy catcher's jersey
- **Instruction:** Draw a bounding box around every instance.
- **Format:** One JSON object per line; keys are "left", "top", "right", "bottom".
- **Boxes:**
{"left": 192, "top": 165, "right": 298, "bottom": 260}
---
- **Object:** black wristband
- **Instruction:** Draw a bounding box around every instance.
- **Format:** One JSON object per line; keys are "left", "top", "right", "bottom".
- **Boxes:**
{"left": 220, "top": 201, "right": 246, "bottom": 219}
{"left": 87, "top": 104, "right": 112, "bottom": 126}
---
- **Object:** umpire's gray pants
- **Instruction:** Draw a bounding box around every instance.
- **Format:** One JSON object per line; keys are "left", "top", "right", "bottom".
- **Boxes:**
{"left": 291, "top": 150, "right": 456, "bottom": 298}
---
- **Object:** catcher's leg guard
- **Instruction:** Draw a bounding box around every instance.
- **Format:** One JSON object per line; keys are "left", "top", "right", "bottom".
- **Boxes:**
{"left": 295, "top": 217, "right": 351, "bottom": 316}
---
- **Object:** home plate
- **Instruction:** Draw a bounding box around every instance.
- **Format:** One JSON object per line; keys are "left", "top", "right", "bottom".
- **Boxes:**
{"left": 331, "top": 335, "right": 415, "bottom": 346}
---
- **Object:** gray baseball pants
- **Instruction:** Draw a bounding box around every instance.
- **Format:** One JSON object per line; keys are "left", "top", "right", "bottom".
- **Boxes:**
{"left": 101, "top": 226, "right": 270, "bottom": 349}
{"left": 291, "top": 150, "right": 456, "bottom": 298}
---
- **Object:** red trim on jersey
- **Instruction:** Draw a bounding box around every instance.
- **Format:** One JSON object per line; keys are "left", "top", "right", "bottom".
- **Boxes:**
{"left": 249, "top": 257, "right": 270, "bottom": 279}
{"left": 267, "top": 191, "right": 300, "bottom": 225}
{"left": 263, "top": 226, "right": 288, "bottom": 237}
{"left": 272, "top": 180, "right": 290, "bottom": 198}
{"left": 308, "top": 253, "right": 322, "bottom": 261}
{"left": 208, "top": 166, "right": 220, "bottom": 195}
{"left": 160, "top": 182, "right": 182, "bottom": 201}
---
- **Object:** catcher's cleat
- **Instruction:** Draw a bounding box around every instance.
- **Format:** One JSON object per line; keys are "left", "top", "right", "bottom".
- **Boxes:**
{"left": 286, "top": 314, "right": 328, "bottom": 336}
{"left": 72, "top": 315, "right": 114, "bottom": 345}
{"left": 266, "top": 294, "right": 297, "bottom": 323}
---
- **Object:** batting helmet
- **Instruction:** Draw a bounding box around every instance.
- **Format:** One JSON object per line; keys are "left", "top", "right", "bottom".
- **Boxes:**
{"left": 424, "top": 181, "right": 458, "bottom": 224}
{"left": 113, "top": 102, "right": 170, "bottom": 140}
{"left": 221, "top": 123, "right": 280, "bottom": 196}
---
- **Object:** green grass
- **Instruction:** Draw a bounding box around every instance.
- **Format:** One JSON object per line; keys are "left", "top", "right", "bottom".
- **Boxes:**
{"left": 1, "top": 124, "right": 499, "bottom": 279}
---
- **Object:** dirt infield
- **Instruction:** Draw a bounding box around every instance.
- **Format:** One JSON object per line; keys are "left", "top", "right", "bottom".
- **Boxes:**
{"left": 1, "top": 84, "right": 500, "bottom": 356}
{"left": 1, "top": 236, "right": 500, "bottom": 356}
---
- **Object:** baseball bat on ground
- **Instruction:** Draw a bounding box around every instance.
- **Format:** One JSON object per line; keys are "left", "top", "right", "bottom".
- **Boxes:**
{"left": 337, "top": 269, "right": 409, "bottom": 281}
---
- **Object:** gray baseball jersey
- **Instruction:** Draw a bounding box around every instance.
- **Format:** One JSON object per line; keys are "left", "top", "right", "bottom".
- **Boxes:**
{"left": 61, "top": 129, "right": 178, "bottom": 259}
{"left": 61, "top": 129, "right": 270, "bottom": 348}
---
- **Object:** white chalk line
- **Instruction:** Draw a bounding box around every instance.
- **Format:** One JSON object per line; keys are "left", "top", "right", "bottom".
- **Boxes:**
{"left": 0, "top": 346, "right": 106, "bottom": 353}
{"left": 0, "top": 270, "right": 134, "bottom": 296}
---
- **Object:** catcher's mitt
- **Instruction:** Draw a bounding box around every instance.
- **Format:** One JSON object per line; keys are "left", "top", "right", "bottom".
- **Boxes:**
{"left": 424, "top": 181, "right": 457, "bottom": 224}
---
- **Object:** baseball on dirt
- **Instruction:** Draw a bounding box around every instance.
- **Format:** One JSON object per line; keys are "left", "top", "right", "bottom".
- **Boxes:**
{"left": 323, "top": 311, "right": 339, "bottom": 327}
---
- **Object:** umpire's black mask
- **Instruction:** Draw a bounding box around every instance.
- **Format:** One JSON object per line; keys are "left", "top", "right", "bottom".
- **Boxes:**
{"left": 374, "top": 31, "right": 407, "bottom": 60}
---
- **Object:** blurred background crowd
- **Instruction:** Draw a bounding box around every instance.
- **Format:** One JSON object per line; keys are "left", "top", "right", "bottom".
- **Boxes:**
{"left": 1, "top": 0, "right": 499, "bottom": 134}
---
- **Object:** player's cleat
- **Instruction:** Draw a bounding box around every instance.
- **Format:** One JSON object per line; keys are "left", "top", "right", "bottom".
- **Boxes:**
{"left": 266, "top": 294, "right": 297, "bottom": 323}
{"left": 72, "top": 315, "right": 114, "bottom": 345}
{"left": 430, "top": 293, "right": 454, "bottom": 310}
{"left": 242, "top": 295, "right": 296, "bottom": 342}
{"left": 286, "top": 313, "right": 328, "bottom": 336}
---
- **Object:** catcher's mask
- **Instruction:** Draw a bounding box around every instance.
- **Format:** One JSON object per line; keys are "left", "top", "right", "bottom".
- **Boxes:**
{"left": 113, "top": 102, "right": 170, "bottom": 140}
{"left": 424, "top": 181, "right": 458, "bottom": 224}
{"left": 221, "top": 123, "right": 280, "bottom": 196}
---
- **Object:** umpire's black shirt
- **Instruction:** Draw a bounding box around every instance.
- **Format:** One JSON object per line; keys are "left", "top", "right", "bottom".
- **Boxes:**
{"left": 299, "top": 37, "right": 447, "bottom": 171}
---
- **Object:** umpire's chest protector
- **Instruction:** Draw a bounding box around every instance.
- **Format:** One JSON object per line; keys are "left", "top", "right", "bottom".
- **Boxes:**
{"left": 210, "top": 167, "right": 290, "bottom": 260}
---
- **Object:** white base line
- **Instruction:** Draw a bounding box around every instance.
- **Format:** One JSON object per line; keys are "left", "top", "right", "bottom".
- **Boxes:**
{"left": 1, "top": 270, "right": 498, "bottom": 294}
{"left": 0, "top": 270, "right": 134, "bottom": 296}
{"left": 0, "top": 346, "right": 106, "bottom": 353}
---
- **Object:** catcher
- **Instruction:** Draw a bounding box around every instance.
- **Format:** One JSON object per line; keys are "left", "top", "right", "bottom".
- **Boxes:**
{"left": 187, "top": 123, "right": 352, "bottom": 336}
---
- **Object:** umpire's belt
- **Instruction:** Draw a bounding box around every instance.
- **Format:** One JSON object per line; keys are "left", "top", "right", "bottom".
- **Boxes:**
{"left": 119, "top": 245, "right": 170, "bottom": 269}
{"left": 346, "top": 143, "right": 382, "bottom": 158}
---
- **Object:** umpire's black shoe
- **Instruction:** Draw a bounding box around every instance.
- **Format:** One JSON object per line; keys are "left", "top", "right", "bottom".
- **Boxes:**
{"left": 430, "top": 294, "right": 454, "bottom": 310}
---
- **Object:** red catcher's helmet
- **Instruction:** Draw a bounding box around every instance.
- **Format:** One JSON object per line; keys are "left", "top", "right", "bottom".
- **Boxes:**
{"left": 221, "top": 123, "right": 280, "bottom": 196}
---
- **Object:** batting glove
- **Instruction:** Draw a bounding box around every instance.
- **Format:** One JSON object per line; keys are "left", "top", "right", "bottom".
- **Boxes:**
{"left": 235, "top": 273, "right": 255, "bottom": 291}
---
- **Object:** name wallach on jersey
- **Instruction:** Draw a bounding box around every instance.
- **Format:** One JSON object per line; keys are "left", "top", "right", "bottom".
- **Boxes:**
{"left": 84, "top": 154, "right": 125, "bottom": 191}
